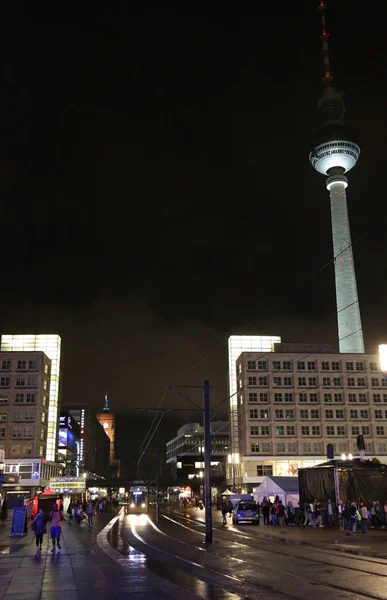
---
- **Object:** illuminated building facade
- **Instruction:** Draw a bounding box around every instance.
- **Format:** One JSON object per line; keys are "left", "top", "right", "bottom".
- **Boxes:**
{"left": 65, "top": 405, "right": 110, "bottom": 478}
{"left": 57, "top": 412, "right": 81, "bottom": 476}
{"left": 0, "top": 351, "right": 51, "bottom": 459}
{"left": 233, "top": 344, "right": 387, "bottom": 492}
{"left": 1, "top": 335, "right": 62, "bottom": 461}
{"left": 228, "top": 336, "right": 281, "bottom": 460}
{"left": 96, "top": 394, "right": 120, "bottom": 477}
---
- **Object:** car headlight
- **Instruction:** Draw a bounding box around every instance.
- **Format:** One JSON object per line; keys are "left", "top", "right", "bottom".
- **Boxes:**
{"left": 130, "top": 503, "right": 135, "bottom": 508}
{"left": 141, "top": 503, "right": 146, "bottom": 508}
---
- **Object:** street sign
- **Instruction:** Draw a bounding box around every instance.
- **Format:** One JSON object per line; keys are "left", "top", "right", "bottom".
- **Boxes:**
{"left": 9, "top": 506, "right": 27, "bottom": 537}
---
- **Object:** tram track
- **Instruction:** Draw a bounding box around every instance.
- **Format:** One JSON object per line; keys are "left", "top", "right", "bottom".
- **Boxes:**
{"left": 123, "top": 512, "right": 387, "bottom": 600}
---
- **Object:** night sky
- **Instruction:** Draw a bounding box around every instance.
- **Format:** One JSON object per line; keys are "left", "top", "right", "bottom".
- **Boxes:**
{"left": 0, "top": 2, "right": 386, "bottom": 474}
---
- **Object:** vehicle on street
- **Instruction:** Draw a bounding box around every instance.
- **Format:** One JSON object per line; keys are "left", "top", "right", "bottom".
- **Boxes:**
{"left": 128, "top": 486, "right": 148, "bottom": 513}
{"left": 232, "top": 501, "right": 259, "bottom": 525}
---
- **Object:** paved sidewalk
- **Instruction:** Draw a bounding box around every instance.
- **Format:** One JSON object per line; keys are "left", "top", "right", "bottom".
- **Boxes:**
{"left": 170, "top": 506, "right": 387, "bottom": 558}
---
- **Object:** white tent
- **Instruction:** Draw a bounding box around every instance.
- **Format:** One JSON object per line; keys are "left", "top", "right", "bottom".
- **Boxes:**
{"left": 220, "top": 489, "right": 233, "bottom": 496}
{"left": 253, "top": 476, "right": 299, "bottom": 506}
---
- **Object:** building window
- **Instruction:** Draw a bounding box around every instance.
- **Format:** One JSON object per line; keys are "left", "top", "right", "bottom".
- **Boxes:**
{"left": 360, "top": 410, "right": 369, "bottom": 419}
{"left": 260, "top": 409, "right": 269, "bottom": 419}
{"left": 382, "top": 379, "right": 387, "bottom": 387}
{"left": 338, "top": 442, "right": 347, "bottom": 453}
{"left": 313, "top": 442, "right": 322, "bottom": 453}
{"left": 250, "top": 409, "right": 258, "bottom": 419}
{"left": 261, "top": 443, "right": 271, "bottom": 453}
{"left": 287, "top": 426, "right": 295, "bottom": 436}
{"left": 378, "top": 443, "right": 387, "bottom": 453}
{"left": 284, "top": 377, "right": 292, "bottom": 386}
{"left": 371, "top": 378, "right": 380, "bottom": 387}
{"left": 288, "top": 442, "right": 297, "bottom": 453}
{"left": 307, "top": 362, "right": 316, "bottom": 371}
{"left": 300, "top": 409, "right": 309, "bottom": 419}
{"left": 17, "top": 361, "right": 26, "bottom": 370}
{"left": 298, "top": 377, "right": 306, "bottom": 387}
{"left": 334, "top": 393, "right": 343, "bottom": 403}
{"left": 44, "top": 364, "right": 49, "bottom": 375}
{"left": 258, "top": 377, "right": 267, "bottom": 386}
{"left": 0, "top": 427, "right": 5, "bottom": 438}
{"left": 13, "top": 410, "right": 23, "bottom": 421}
{"left": 0, "top": 412, "right": 7, "bottom": 421}
{"left": 257, "top": 361, "right": 267, "bottom": 370}
{"left": 1, "top": 361, "right": 11, "bottom": 370}
{"left": 324, "top": 394, "right": 332, "bottom": 403}
{"left": 26, "top": 394, "right": 36, "bottom": 403}
{"left": 275, "top": 410, "right": 284, "bottom": 419}
{"left": 337, "top": 426, "right": 345, "bottom": 436}
{"left": 29, "top": 377, "right": 38, "bottom": 387}
{"left": 326, "top": 426, "right": 334, "bottom": 436}
{"left": 273, "top": 377, "right": 282, "bottom": 386}
{"left": 276, "top": 426, "right": 284, "bottom": 435}
{"left": 311, "top": 409, "right": 319, "bottom": 419}
{"left": 332, "top": 361, "right": 340, "bottom": 371}
{"left": 333, "top": 377, "right": 341, "bottom": 387}
{"left": 0, "top": 378, "right": 10, "bottom": 387}
{"left": 238, "top": 364, "right": 242, "bottom": 375}
{"left": 336, "top": 409, "right": 344, "bottom": 419}
{"left": 347, "top": 377, "right": 355, "bottom": 387}
{"left": 325, "top": 409, "right": 333, "bottom": 419}
{"left": 273, "top": 361, "right": 281, "bottom": 370}
{"left": 346, "top": 362, "right": 354, "bottom": 371}
{"left": 25, "top": 410, "right": 34, "bottom": 421}
{"left": 249, "top": 393, "right": 257, "bottom": 403}
{"left": 259, "top": 393, "right": 268, "bottom": 403}
{"left": 312, "top": 426, "right": 320, "bottom": 436}
{"left": 285, "top": 409, "right": 294, "bottom": 419}
{"left": 277, "top": 443, "right": 286, "bottom": 453}
{"left": 250, "top": 426, "right": 259, "bottom": 436}
{"left": 309, "top": 377, "right": 317, "bottom": 386}
{"left": 0, "top": 395, "right": 8, "bottom": 405}
{"left": 363, "top": 426, "right": 370, "bottom": 435}
{"left": 310, "top": 393, "right": 318, "bottom": 403}
{"left": 350, "top": 410, "right": 358, "bottom": 419}
{"left": 23, "top": 427, "right": 33, "bottom": 437}
{"left": 323, "top": 377, "right": 331, "bottom": 386}
{"left": 356, "top": 362, "right": 364, "bottom": 371}
{"left": 261, "top": 425, "right": 270, "bottom": 435}
{"left": 297, "top": 362, "right": 305, "bottom": 370}
{"left": 352, "top": 426, "right": 360, "bottom": 435}
{"left": 374, "top": 394, "right": 381, "bottom": 403}
{"left": 15, "top": 394, "right": 24, "bottom": 403}
{"left": 370, "top": 362, "right": 378, "bottom": 371}
{"left": 357, "top": 378, "right": 366, "bottom": 387}
{"left": 41, "top": 413, "right": 45, "bottom": 423}
{"left": 284, "top": 393, "right": 293, "bottom": 402}
{"left": 247, "top": 360, "right": 256, "bottom": 370}
{"left": 28, "top": 360, "right": 38, "bottom": 370}
{"left": 251, "top": 443, "right": 260, "bottom": 453}
{"left": 301, "top": 426, "right": 310, "bottom": 435}
{"left": 303, "top": 442, "right": 311, "bottom": 453}
{"left": 322, "top": 361, "right": 329, "bottom": 371}
{"left": 299, "top": 393, "right": 307, "bottom": 403}
{"left": 257, "top": 465, "right": 273, "bottom": 476}
{"left": 274, "top": 393, "right": 283, "bottom": 403}
{"left": 376, "top": 426, "right": 385, "bottom": 436}
{"left": 12, "top": 427, "right": 22, "bottom": 438}
{"left": 283, "top": 361, "right": 292, "bottom": 371}
{"left": 248, "top": 377, "right": 257, "bottom": 386}
{"left": 16, "top": 377, "right": 25, "bottom": 387}
{"left": 348, "top": 393, "right": 357, "bottom": 403}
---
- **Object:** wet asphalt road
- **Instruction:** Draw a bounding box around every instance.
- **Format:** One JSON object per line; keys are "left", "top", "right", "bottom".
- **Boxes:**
{"left": 112, "top": 506, "right": 387, "bottom": 600}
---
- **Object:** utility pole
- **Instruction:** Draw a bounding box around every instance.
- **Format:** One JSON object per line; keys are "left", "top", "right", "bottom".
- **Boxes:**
{"left": 156, "top": 448, "right": 160, "bottom": 523}
{"left": 203, "top": 380, "right": 212, "bottom": 543}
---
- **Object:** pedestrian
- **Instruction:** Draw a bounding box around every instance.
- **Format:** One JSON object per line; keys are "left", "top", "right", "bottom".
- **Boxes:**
{"left": 343, "top": 501, "right": 351, "bottom": 533}
{"left": 347, "top": 501, "right": 357, "bottom": 535}
{"left": 0, "top": 500, "right": 7, "bottom": 525}
{"left": 221, "top": 499, "right": 228, "bottom": 524}
{"left": 86, "top": 500, "right": 94, "bottom": 528}
{"left": 315, "top": 500, "right": 324, "bottom": 528}
{"left": 326, "top": 499, "right": 334, "bottom": 527}
{"left": 31, "top": 508, "right": 47, "bottom": 554}
{"left": 286, "top": 501, "right": 294, "bottom": 526}
{"left": 337, "top": 500, "right": 344, "bottom": 531}
{"left": 360, "top": 501, "right": 368, "bottom": 534}
{"left": 67, "top": 502, "right": 73, "bottom": 521}
{"left": 49, "top": 503, "right": 63, "bottom": 553}
{"left": 262, "top": 501, "right": 270, "bottom": 525}
{"left": 276, "top": 500, "right": 287, "bottom": 532}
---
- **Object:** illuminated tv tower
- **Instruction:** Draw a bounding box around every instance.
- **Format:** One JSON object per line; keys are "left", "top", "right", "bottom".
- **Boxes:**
{"left": 309, "top": 2, "right": 364, "bottom": 353}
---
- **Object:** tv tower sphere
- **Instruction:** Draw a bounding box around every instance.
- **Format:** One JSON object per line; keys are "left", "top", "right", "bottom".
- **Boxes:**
{"left": 309, "top": 1, "right": 364, "bottom": 354}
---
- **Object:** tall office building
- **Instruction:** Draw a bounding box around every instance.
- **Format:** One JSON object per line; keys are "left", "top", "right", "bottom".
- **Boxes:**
{"left": 1, "top": 335, "right": 62, "bottom": 461}
{"left": 309, "top": 2, "right": 363, "bottom": 353}
{"left": 96, "top": 394, "right": 115, "bottom": 464}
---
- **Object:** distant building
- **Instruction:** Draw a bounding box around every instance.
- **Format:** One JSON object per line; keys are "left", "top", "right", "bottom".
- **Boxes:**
{"left": 96, "top": 394, "right": 120, "bottom": 478}
{"left": 166, "top": 422, "right": 230, "bottom": 493}
{"left": 57, "top": 412, "right": 81, "bottom": 476}
{"left": 64, "top": 405, "right": 110, "bottom": 479}
{"left": 0, "top": 350, "right": 51, "bottom": 460}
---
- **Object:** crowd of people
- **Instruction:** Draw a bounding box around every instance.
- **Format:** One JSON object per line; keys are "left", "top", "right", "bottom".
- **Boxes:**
{"left": 258, "top": 496, "right": 387, "bottom": 535}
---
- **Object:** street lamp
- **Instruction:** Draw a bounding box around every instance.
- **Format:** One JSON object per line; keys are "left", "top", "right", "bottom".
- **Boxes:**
{"left": 228, "top": 453, "right": 239, "bottom": 491}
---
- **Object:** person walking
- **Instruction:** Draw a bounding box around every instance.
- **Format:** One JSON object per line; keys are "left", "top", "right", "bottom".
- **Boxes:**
{"left": 348, "top": 501, "right": 357, "bottom": 535}
{"left": 315, "top": 501, "right": 324, "bottom": 528}
{"left": 360, "top": 502, "right": 368, "bottom": 534}
{"left": 326, "top": 499, "right": 334, "bottom": 527}
{"left": 221, "top": 499, "right": 228, "bottom": 524}
{"left": 31, "top": 508, "right": 47, "bottom": 554}
{"left": 337, "top": 500, "right": 344, "bottom": 531}
{"left": 49, "top": 503, "right": 63, "bottom": 553}
{"left": 276, "top": 500, "right": 287, "bottom": 532}
{"left": 86, "top": 501, "right": 94, "bottom": 528}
